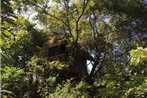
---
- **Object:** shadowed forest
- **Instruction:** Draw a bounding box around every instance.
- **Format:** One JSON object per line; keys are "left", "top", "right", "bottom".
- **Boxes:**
{"left": 1, "top": 0, "right": 147, "bottom": 98}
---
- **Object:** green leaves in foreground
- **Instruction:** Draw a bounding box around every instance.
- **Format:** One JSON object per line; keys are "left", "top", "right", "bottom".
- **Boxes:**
{"left": 1, "top": 66, "right": 24, "bottom": 80}
{"left": 1, "top": 66, "right": 26, "bottom": 97}
{"left": 130, "top": 47, "right": 147, "bottom": 65}
{"left": 49, "top": 81, "right": 90, "bottom": 98}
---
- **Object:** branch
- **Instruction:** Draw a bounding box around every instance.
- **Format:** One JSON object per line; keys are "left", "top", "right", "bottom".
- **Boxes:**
{"left": 89, "top": 61, "right": 99, "bottom": 76}
{"left": 75, "top": 0, "right": 90, "bottom": 43}
{"left": 63, "top": 1, "right": 74, "bottom": 39}
{"left": 124, "top": 51, "right": 138, "bottom": 67}
{"left": 31, "top": 2, "right": 74, "bottom": 38}
{"left": 89, "top": 12, "right": 97, "bottom": 38}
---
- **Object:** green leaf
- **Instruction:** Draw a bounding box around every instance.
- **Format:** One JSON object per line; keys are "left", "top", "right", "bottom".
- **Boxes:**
{"left": 0, "top": 90, "right": 13, "bottom": 94}
{"left": 0, "top": 39, "right": 4, "bottom": 46}
{"left": 135, "top": 56, "right": 140, "bottom": 64}
{"left": 3, "top": 30, "right": 12, "bottom": 37}
{"left": 130, "top": 49, "right": 135, "bottom": 57}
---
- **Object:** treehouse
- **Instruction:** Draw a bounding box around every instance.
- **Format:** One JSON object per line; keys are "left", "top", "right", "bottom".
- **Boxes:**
{"left": 38, "top": 35, "right": 94, "bottom": 83}
{"left": 48, "top": 41, "right": 68, "bottom": 62}
{"left": 38, "top": 35, "right": 68, "bottom": 63}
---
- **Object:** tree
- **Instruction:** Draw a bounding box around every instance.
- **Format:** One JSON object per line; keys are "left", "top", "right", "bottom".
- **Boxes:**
{"left": 1, "top": 0, "right": 147, "bottom": 97}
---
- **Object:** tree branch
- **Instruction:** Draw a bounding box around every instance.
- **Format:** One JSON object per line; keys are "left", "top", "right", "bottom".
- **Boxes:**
{"left": 75, "top": 0, "right": 90, "bottom": 43}
{"left": 63, "top": 1, "right": 74, "bottom": 39}
{"left": 31, "top": 2, "right": 74, "bottom": 38}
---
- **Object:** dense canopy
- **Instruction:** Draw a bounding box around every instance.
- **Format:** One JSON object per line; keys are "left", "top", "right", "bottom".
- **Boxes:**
{"left": 1, "top": 0, "right": 147, "bottom": 98}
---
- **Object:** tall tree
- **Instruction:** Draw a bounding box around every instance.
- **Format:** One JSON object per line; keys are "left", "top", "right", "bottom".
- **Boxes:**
{"left": 1, "top": 0, "right": 147, "bottom": 97}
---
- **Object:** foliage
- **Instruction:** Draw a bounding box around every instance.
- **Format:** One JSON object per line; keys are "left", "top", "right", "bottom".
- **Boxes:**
{"left": 50, "top": 81, "right": 90, "bottom": 98}
{"left": 1, "top": 0, "right": 147, "bottom": 98}
{"left": 130, "top": 47, "right": 147, "bottom": 65}
{"left": 0, "top": 66, "right": 28, "bottom": 98}
{"left": 25, "top": 56, "right": 66, "bottom": 97}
